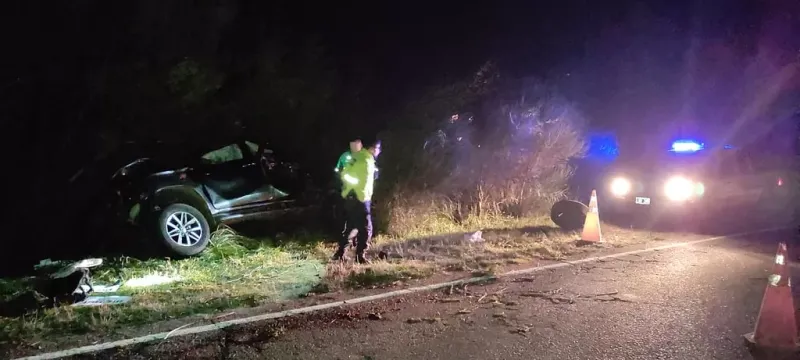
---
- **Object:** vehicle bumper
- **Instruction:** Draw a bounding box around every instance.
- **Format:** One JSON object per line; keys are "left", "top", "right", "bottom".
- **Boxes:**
{"left": 600, "top": 193, "right": 710, "bottom": 219}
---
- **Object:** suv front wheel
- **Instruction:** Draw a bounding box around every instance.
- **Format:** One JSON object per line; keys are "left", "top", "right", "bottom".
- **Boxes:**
{"left": 156, "top": 203, "right": 211, "bottom": 257}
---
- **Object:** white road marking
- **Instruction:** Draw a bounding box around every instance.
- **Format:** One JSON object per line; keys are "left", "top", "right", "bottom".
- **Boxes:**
{"left": 13, "top": 226, "right": 789, "bottom": 360}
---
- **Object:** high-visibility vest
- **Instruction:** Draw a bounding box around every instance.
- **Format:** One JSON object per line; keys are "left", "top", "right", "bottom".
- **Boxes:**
{"left": 340, "top": 149, "right": 376, "bottom": 202}
{"left": 334, "top": 151, "right": 354, "bottom": 174}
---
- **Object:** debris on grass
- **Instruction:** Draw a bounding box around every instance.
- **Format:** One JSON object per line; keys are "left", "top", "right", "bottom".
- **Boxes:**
{"left": 123, "top": 274, "right": 181, "bottom": 288}
{"left": 85, "top": 282, "right": 122, "bottom": 293}
{"left": 465, "top": 230, "right": 484, "bottom": 243}
{"left": 72, "top": 296, "right": 132, "bottom": 307}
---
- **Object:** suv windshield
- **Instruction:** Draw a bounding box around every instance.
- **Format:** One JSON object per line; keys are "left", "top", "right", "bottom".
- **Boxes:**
{"left": 613, "top": 148, "right": 722, "bottom": 179}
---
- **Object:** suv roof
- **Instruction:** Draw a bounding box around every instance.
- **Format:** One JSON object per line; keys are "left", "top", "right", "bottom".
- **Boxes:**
{"left": 611, "top": 146, "right": 742, "bottom": 178}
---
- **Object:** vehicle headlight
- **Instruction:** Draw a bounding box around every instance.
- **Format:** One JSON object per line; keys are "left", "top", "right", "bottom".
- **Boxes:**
{"left": 610, "top": 177, "right": 632, "bottom": 197}
{"left": 664, "top": 176, "right": 703, "bottom": 201}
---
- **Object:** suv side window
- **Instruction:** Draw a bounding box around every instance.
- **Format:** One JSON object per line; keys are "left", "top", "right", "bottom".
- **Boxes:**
{"left": 201, "top": 144, "right": 244, "bottom": 164}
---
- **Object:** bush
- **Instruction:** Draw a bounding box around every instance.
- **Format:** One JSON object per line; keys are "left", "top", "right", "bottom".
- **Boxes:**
{"left": 376, "top": 63, "right": 587, "bottom": 234}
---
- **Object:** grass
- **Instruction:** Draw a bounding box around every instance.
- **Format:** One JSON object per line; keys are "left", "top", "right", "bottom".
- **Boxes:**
{"left": 0, "top": 212, "right": 661, "bottom": 345}
{"left": 0, "top": 227, "right": 327, "bottom": 344}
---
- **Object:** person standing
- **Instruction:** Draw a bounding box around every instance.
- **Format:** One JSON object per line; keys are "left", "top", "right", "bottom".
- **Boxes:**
{"left": 333, "top": 140, "right": 381, "bottom": 264}
{"left": 334, "top": 138, "right": 363, "bottom": 174}
{"left": 331, "top": 138, "right": 362, "bottom": 243}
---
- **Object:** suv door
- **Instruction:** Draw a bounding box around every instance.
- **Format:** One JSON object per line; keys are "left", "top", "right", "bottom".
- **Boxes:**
{"left": 240, "top": 141, "right": 293, "bottom": 203}
{"left": 197, "top": 142, "right": 267, "bottom": 210}
{"left": 247, "top": 141, "right": 306, "bottom": 195}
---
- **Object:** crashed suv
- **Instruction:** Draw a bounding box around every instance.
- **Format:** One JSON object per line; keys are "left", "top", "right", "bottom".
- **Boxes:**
{"left": 103, "top": 140, "right": 325, "bottom": 256}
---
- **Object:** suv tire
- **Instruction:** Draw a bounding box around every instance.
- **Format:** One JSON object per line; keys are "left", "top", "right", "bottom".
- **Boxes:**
{"left": 156, "top": 203, "right": 211, "bottom": 257}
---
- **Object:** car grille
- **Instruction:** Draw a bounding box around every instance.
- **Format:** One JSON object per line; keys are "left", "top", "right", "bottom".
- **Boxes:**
{"left": 634, "top": 180, "right": 651, "bottom": 194}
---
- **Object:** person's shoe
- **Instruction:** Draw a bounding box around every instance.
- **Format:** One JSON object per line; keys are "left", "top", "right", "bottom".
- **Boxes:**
{"left": 331, "top": 250, "right": 348, "bottom": 262}
{"left": 355, "top": 254, "right": 370, "bottom": 265}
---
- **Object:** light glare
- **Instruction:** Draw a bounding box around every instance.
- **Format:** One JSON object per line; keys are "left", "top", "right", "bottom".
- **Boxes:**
{"left": 610, "top": 177, "right": 632, "bottom": 197}
{"left": 664, "top": 176, "right": 695, "bottom": 201}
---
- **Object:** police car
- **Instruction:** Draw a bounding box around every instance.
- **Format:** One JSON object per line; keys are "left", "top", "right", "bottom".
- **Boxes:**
{"left": 600, "top": 140, "right": 788, "bottom": 216}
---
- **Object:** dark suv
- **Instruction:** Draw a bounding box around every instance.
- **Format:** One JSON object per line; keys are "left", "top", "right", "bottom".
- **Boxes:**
{"left": 102, "top": 140, "right": 330, "bottom": 256}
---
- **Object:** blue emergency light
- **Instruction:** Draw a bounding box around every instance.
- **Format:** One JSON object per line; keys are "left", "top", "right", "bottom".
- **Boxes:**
{"left": 670, "top": 140, "right": 704, "bottom": 153}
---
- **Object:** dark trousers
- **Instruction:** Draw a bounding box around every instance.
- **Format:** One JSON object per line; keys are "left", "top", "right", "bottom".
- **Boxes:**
{"left": 339, "top": 195, "right": 372, "bottom": 254}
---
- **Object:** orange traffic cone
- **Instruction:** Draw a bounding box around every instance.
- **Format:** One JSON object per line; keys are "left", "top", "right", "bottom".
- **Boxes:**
{"left": 744, "top": 242, "right": 799, "bottom": 356}
{"left": 578, "top": 190, "right": 602, "bottom": 245}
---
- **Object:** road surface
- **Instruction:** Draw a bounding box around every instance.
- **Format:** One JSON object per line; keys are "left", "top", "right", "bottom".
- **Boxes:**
{"left": 65, "top": 227, "right": 798, "bottom": 360}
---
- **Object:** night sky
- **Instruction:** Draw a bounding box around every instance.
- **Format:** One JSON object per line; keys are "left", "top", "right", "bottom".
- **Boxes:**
{"left": 3, "top": 1, "right": 796, "bottom": 130}
{"left": 295, "top": 0, "right": 797, "bottom": 138}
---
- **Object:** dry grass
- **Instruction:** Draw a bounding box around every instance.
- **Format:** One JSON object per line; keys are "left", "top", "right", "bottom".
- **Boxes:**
{"left": 378, "top": 192, "right": 544, "bottom": 239}
{"left": 320, "top": 197, "right": 665, "bottom": 293}
{"left": 370, "top": 217, "right": 661, "bottom": 276}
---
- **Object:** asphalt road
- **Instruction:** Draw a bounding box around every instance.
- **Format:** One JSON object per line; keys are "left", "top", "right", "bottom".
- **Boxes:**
{"left": 68, "top": 227, "right": 799, "bottom": 360}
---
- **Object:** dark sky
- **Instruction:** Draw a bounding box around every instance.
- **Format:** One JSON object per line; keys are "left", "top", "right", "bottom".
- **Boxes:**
{"left": 1, "top": 0, "right": 796, "bottom": 143}
{"left": 287, "top": 0, "right": 796, "bottom": 133}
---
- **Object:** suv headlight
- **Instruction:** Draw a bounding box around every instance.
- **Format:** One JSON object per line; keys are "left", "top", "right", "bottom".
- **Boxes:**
{"left": 610, "top": 177, "right": 632, "bottom": 197}
{"left": 664, "top": 176, "right": 704, "bottom": 201}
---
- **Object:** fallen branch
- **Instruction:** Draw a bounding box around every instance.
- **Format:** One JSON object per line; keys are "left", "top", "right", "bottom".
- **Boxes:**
{"left": 477, "top": 293, "right": 488, "bottom": 303}
{"left": 438, "top": 298, "right": 461, "bottom": 303}
{"left": 519, "top": 290, "right": 574, "bottom": 304}
{"left": 578, "top": 291, "right": 619, "bottom": 298}
{"left": 164, "top": 322, "right": 195, "bottom": 340}
{"left": 213, "top": 312, "right": 237, "bottom": 320}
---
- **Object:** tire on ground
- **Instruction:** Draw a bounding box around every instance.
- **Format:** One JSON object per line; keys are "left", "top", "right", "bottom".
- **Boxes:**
{"left": 156, "top": 203, "right": 211, "bottom": 257}
{"left": 550, "top": 199, "right": 589, "bottom": 231}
